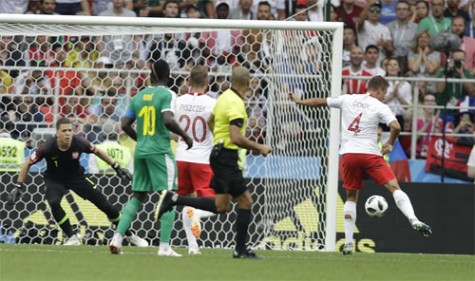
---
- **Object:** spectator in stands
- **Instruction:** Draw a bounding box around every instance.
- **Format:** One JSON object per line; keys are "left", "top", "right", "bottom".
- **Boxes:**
{"left": 14, "top": 60, "right": 51, "bottom": 96}
{"left": 66, "top": 36, "right": 99, "bottom": 79}
{"left": 410, "top": 0, "right": 429, "bottom": 24}
{"left": 364, "top": 45, "right": 386, "bottom": 76}
{"left": 230, "top": 0, "right": 254, "bottom": 20}
{"left": 0, "top": 67, "right": 13, "bottom": 94}
{"left": 11, "top": 95, "right": 43, "bottom": 123}
{"left": 451, "top": 16, "right": 475, "bottom": 75}
{"left": 303, "top": 0, "right": 324, "bottom": 22}
{"left": 453, "top": 112, "right": 474, "bottom": 146}
{"left": 249, "top": 76, "right": 267, "bottom": 114}
{"left": 54, "top": 0, "right": 90, "bottom": 15}
{"left": 97, "top": 0, "right": 138, "bottom": 65}
{"left": 185, "top": 3, "right": 203, "bottom": 18}
{"left": 255, "top": 1, "right": 274, "bottom": 21}
{"left": 343, "top": 25, "right": 358, "bottom": 68}
{"left": 465, "top": 2, "right": 475, "bottom": 38}
{"left": 416, "top": 93, "right": 442, "bottom": 158}
{"left": 467, "top": 145, "right": 475, "bottom": 180}
{"left": 0, "top": 35, "right": 25, "bottom": 78}
{"left": 342, "top": 46, "right": 373, "bottom": 95}
{"left": 46, "top": 44, "right": 85, "bottom": 114}
{"left": 92, "top": 0, "right": 113, "bottom": 16}
{"left": 0, "top": 116, "right": 14, "bottom": 138}
{"left": 182, "top": 0, "right": 214, "bottom": 19}
{"left": 85, "top": 94, "right": 122, "bottom": 142}
{"left": 336, "top": 0, "right": 364, "bottom": 29}
{"left": 160, "top": 0, "right": 181, "bottom": 18}
{"left": 88, "top": 94, "right": 123, "bottom": 124}
{"left": 357, "top": 0, "right": 394, "bottom": 64}
{"left": 417, "top": 0, "right": 452, "bottom": 36}
{"left": 39, "top": 0, "right": 57, "bottom": 14}
{"left": 251, "top": 0, "right": 285, "bottom": 20}
{"left": 0, "top": 0, "right": 29, "bottom": 14}
{"left": 384, "top": 57, "right": 412, "bottom": 131}
{"left": 444, "top": 0, "right": 470, "bottom": 22}
{"left": 82, "top": 56, "right": 115, "bottom": 99}
{"left": 242, "top": 2, "right": 274, "bottom": 72}
{"left": 245, "top": 88, "right": 266, "bottom": 146}
{"left": 380, "top": 0, "right": 398, "bottom": 25}
{"left": 436, "top": 49, "right": 474, "bottom": 128}
{"left": 407, "top": 30, "right": 441, "bottom": 93}
{"left": 200, "top": 3, "right": 242, "bottom": 68}
{"left": 126, "top": 0, "right": 162, "bottom": 17}
{"left": 291, "top": 4, "right": 310, "bottom": 21}
{"left": 26, "top": 0, "right": 41, "bottom": 14}
{"left": 60, "top": 94, "right": 89, "bottom": 128}
{"left": 26, "top": 35, "right": 54, "bottom": 67}
{"left": 148, "top": 33, "right": 190, "bottom": 71}
{"left": 387, "top": 0, "right": 417, "bottom": 75}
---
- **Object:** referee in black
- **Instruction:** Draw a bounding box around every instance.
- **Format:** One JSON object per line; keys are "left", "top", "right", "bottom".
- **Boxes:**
{"left": 7, "top": 118, "right": 147, "bottom": 246}
{"left": 155, "top": 66, "right": 272, "bottom": 258}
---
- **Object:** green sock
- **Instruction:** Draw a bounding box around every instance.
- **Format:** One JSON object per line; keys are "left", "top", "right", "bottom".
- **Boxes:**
{"left": 117, "top": 197, "right": 143, "bottom": 235}
{"left": 159, "top": 207, "right": 176, "bottom": 243}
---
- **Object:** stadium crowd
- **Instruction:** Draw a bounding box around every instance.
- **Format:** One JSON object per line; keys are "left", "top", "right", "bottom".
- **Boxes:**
{"left": 0, "top": 0, "right": 474, "bottom": 170}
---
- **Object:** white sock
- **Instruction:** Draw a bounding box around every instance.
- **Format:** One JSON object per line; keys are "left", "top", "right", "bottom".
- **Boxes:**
{"left": 182, "top": 207, "right": 199, "bottom": 249}
{"left": 195, "top": 209, "right": 215, "bottom": 220}
{"left": 393, "top": 190, "right": 417, "bottom": 223}
{"left": 112, "top": 232, "right": 123, "bottom": 245}
{"left": 343, "top": 201, "right": 356, "bottom": 244}
{"left": 159, "top": 242, "right": 170, "bottom": 252}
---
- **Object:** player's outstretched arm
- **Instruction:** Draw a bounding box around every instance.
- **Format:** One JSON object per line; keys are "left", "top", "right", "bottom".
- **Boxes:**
{"left": 163, "top": 111, "right": 193, "bottom": 150}
{"left": 230, "top": 125, "right": 271, "bottom": 157}
{"left": 288, "top": 93, "right": 327, "bottom": 107}
{"left": 122, "top": 116, "right": 137, "bottom": 141}
{"left": 94, "top": 147, "right": 132, "bottom": 181}
{"left": 207, "top": 113, "right": 215, "bottom": 132}
{"left": 7, "top": 161, "right": 32, "bottom": 205}
{"left": 382, "top": 120, "right": 401, "bottom": 155}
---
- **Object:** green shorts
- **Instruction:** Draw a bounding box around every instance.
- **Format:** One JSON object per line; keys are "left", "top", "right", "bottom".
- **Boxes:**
{"left": 132, "top": 153, "right": 177, "bottom": 192}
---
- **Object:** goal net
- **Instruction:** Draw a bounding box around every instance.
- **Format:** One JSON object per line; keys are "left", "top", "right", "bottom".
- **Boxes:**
{"left": 0, "top": 15, "right": 342, "bottom": 251}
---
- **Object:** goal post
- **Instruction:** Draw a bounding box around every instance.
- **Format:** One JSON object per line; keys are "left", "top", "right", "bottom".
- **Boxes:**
{"left": 0, "top": 14, "right": 343, "bottom": 251}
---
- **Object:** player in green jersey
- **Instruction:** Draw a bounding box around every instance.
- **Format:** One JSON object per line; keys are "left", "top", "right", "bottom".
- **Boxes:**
{"left": 109, "top": 60, "right": 193, "bottom": 256}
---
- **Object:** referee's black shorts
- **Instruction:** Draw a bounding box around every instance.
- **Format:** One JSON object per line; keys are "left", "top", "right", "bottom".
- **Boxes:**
{"left": 209, "top": 148, "right": 246, "bottom": 197}
{"left": 44, "top": 175, "right": 97, "bottom": 202}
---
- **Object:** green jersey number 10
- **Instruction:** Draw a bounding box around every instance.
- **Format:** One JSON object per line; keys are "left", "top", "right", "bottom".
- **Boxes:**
{"left": 138, "top": 106, "right": 156, "bottom": 136}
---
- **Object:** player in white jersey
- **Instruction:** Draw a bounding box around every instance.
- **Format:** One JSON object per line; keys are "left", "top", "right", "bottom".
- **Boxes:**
{"left": 175, "top": 65, "right": 216, "bottom": 255}
{"left": 289, "top": 76, "right": 432, "bottom": 255}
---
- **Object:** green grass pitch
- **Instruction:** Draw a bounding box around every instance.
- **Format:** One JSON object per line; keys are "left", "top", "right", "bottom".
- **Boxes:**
{"left": 1, "top": 244, "right": 474, "bottom": 281}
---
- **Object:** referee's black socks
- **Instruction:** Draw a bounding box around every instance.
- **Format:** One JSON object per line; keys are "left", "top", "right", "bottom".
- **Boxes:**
{"left": 235, "top": 208, "right": 251, "bottom": 252}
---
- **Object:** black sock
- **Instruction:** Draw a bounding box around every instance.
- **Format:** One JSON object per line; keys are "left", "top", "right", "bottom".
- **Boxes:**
{"left": 59, "top": 219, "right": 74, "bottom": 237}
{"left": 235, "top": 208, "right": 251, "bottom": 253}
{"left": 175, "top": 196, "right": 217, "bottom": 213}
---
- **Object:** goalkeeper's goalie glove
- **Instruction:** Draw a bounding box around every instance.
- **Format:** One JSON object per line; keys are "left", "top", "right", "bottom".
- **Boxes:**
{"left": 112, "top": 163, "right": 132, "bottom": 181}
{"left": 7, "top": 183, "right": 24, "bottom": 205}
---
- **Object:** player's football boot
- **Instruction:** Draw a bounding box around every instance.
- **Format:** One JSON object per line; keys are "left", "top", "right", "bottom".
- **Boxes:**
{"left": 186, "top": 207, "right": 201, "bottom": 238}
{"left": 233, "top": 249, "right": 262, "bottom": 259}
{"left": 411, "top": 220, "right": 432, "bottom": 237}
{"left": 109, "top": 234, "right": 123, "bottom": 255}
{"left": 341, "top": 242, "right": 353, "bottom": 255}
{"left": 188, "top": 247, "right": 202, "bottom": 255}
{"left": 125, "top": 232, "right": 149, "bottom": 247}
{"left": 158, "top": 248, "right": 182, "bottom": 257}
{"left": 155, "top": 190, "right": 176, "bottom": 221}
{"left": 63, "top": 234, "right": 81, "bottom": 246}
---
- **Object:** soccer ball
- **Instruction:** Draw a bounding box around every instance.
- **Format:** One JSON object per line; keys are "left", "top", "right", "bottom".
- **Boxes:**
{"left": 364, "top": 195, "right": 388, "bottom": 217}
